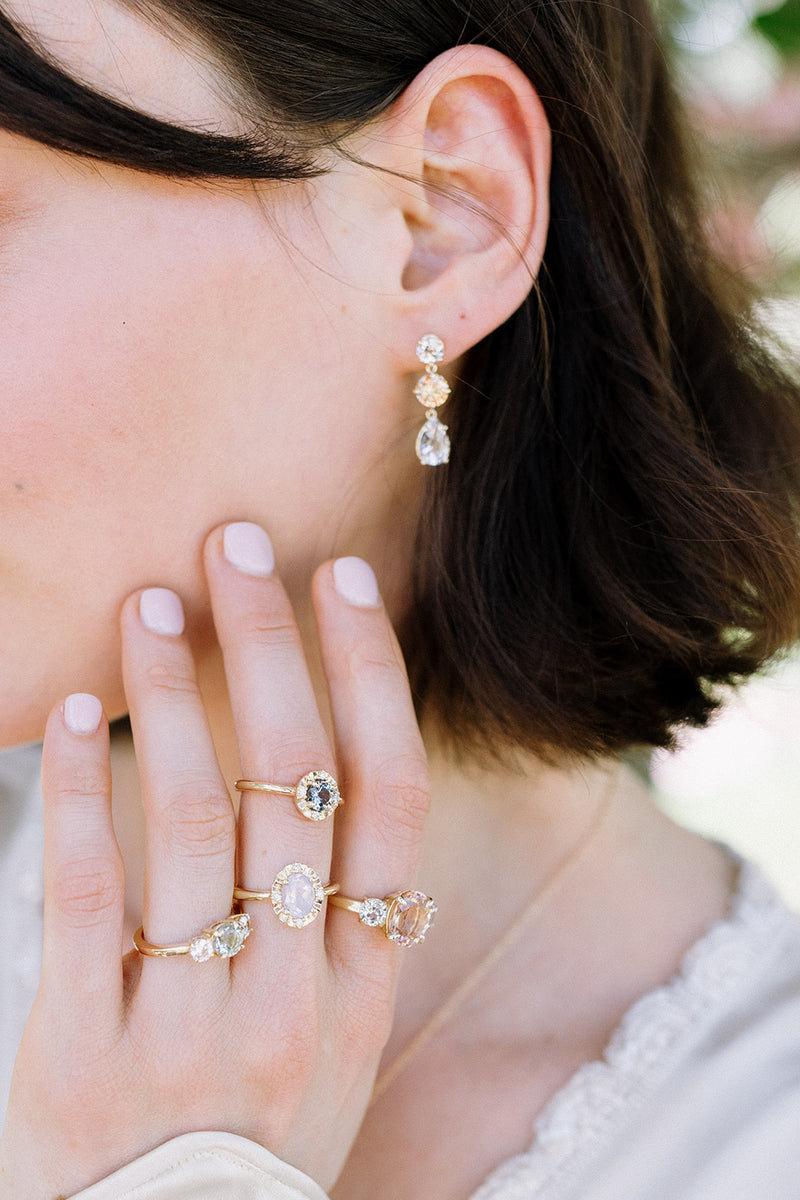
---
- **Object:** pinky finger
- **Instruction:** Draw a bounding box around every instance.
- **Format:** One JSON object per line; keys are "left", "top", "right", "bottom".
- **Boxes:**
{"left": 40, "top": 694, "right": 124, "bottom": 1016}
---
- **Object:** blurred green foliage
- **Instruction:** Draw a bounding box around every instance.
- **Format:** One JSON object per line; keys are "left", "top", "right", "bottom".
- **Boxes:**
{"left": 754, "top": 0, "right": 800, "bottom": 59}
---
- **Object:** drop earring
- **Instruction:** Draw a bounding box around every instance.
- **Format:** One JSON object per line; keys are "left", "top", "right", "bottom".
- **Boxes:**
{"left": 414, "top": 334, "right": 451, "bottom": 466}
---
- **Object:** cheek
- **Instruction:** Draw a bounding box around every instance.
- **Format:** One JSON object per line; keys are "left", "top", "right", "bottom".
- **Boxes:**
{"left": 1, "top": 195, "right": 279, "bottom": 527}
{"left": 0, "top": 202, "right": 275, "bottom": 743}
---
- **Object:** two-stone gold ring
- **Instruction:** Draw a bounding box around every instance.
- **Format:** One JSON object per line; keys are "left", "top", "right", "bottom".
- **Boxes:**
{"left": 133, "top": 913, "right": 253, "bottom": 962}
{"left": 233, "top": 864, "right": 437, "bottom": 947}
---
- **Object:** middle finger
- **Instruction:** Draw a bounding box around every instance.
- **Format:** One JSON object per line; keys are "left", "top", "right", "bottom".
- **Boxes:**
{"left": 204, "top": 523, "right": 336, "bottom": 951}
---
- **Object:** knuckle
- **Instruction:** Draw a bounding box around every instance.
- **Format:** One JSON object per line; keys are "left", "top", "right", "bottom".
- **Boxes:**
{"left": 54, "top": 767, "right": 109, "bottom": 804}
{"left": 341, "top": 972, "right": 395, "bottom": 1054}
{"left": 57, "top": 856, "right": 123, "bottom": 926}
{"left": 250, "top": 731, "right": 330, "bottom": 783}
{"left": 241, "top": 612, "right": 302, "bottom": 653}
{"left": 372, "top": 754, "right": 430, "bottom": 834}
{"left": 347, "top": 640, "right": 405, "bottom": 681}
{"left": 159, "top": 787, "right": 235, "bottom": 859}
{"left": 144, "top": 661, "right": 199, "bottom": 701}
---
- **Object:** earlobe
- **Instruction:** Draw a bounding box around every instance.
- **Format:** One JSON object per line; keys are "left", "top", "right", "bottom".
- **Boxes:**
{"left": 363, "top": 45, "right": 551, "bottom": 362}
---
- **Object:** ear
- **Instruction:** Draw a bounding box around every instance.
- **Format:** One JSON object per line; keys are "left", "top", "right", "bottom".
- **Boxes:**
{"left": 353, "top": 45, "right": 551, "bottom": 366}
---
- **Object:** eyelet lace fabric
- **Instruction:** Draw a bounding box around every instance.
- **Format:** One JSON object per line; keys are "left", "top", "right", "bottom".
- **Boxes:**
{"left": 470, "top": 858, "right": 796, "bottom": 1200}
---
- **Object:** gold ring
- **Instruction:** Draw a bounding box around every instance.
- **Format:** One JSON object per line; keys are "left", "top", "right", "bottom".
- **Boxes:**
{"left": 234, "top": 863, "right": 338, "bottom": 929}
{"left": 133, "top": 913, "right": 252, "bottom": 962}
{"left": 329, "top": 890, "right": 437, "bottom": 947}
{"left": 234, "top": 769, "right": 342, "bottom": 821}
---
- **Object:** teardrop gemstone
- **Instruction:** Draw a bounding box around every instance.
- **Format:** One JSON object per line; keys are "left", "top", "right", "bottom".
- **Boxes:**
{"left": 416, "top": 415, "right": 450, "bottom": 466}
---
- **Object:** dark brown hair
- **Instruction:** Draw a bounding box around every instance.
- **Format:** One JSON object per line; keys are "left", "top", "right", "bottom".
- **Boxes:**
{"left": 3, "top": 0, "right": 800, "bottom": 759}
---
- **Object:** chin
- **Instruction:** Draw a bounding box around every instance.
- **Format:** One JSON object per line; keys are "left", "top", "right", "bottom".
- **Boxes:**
{"left": 0, "top": 675, "right": 124, "bottom": 752}
{"left": 0, "top": 704, "right": 49, "bottom": 752}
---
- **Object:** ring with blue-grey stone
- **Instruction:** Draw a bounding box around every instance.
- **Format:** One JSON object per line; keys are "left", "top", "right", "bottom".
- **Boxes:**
{"left": 234, "top": 769, "right": 342, "bottom": 821}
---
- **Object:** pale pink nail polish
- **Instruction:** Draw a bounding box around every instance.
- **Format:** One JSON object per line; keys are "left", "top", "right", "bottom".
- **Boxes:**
{"left": 333, "top": 557, "right": 381, "bottom": 608}
{"left": 223, "top": 522, "right": 275, "bottom": 577}
{"left": 139, "top": 588, "right": 185, "bottom": 636}
{"left": 64, "top": 693, "right": 103, "bottom": 735}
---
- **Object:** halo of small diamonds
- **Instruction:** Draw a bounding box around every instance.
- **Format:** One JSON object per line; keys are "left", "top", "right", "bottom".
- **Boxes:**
{"left": 295, "top": 770, "right": 342, "bottom": 821}
{"left": 271, "top": 863, "right": 327, "bottom": 928}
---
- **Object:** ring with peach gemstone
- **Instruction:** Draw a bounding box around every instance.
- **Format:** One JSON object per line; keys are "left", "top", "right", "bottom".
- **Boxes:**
{"left": 133, "top": 913, "right": 252, "bottom": 962}
{"left": 234, "top": 769, "right": 342, "bottom": 821}
{"left": 329, "top": 890, "right": 437, "bottom": 947}
{"left": 234, "top": 863, "right": 339, "bottom": 929}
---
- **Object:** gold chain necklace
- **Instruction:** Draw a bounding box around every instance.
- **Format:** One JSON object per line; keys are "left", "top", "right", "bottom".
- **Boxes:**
{"left": 371, "top": 767, "right": 620, "bottom": 1103}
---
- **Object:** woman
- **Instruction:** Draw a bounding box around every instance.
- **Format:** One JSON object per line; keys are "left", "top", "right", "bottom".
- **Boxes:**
{"left": 0, "top": 0, "right": 798, "bottom": 1196}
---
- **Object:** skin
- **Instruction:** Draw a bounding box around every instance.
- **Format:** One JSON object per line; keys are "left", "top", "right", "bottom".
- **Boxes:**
{"left": 0, "top": 4, "right": 737, "bottom": 1198}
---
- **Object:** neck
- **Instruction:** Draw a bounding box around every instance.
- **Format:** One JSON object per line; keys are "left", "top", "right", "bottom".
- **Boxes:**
{"left": 187, "top": 587, "right": 734, "bottom": 1085}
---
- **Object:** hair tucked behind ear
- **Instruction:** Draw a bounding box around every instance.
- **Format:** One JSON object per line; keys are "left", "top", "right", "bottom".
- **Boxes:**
{"left": 2, "top": 0, "right": 799, "bottom": 758}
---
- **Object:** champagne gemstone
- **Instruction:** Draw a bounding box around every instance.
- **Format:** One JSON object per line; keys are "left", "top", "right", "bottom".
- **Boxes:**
{"left": 282, "top": 872, "right": 316, "bottom": 919}
{"left": 416, "top": 415, "right": 450, "bottom": 466}
{"left": 211, "top": 917, "right": 249, "bottom": 958}
{"left": 385, "top": 891, "right": 437, "bottom": 947}
{"left": 414, "top": 372, "right": 451, "bottom": 408}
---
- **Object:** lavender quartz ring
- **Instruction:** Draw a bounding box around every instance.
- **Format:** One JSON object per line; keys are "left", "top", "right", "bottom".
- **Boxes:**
{"left": 234, "top": 864, "right": 339, "bottom": 929}
{"left": 329, "top": 889, "right": 437, "bottom": 947}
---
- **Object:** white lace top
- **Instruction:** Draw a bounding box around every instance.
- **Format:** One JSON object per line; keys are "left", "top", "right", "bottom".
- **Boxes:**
{"left": 472, "top": 847, "right": 800, "bottom": 1199}
{"left": 2, "top": 744, "right": 799, "bottom": 1199}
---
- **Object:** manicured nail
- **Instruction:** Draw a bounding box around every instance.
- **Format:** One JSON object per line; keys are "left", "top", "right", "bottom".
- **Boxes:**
{"left": 139, "top": 588, "right": 185, "bottom": 636}
{"left": 333, "top": 557, "right": 381, "bottom": 608}
{"left": 64, "top": 693, "right": 103, "bottom": 735}
{"left": 223, "top": 522, "right": 275, "bottom": 577}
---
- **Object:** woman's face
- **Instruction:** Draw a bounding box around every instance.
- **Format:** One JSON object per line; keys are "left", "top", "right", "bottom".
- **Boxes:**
{"left": 0, "top": 1, "right": 420, "bottom": 747}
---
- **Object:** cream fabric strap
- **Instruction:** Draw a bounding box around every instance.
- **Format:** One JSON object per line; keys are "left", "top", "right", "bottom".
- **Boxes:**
{"left": 66, "top": 1132, "right": 330, "bottom": 1200}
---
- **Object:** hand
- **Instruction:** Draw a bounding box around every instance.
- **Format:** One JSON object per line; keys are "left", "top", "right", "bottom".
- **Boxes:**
{"left": 0, "top": 525, "right": 431, "bottom": 1198}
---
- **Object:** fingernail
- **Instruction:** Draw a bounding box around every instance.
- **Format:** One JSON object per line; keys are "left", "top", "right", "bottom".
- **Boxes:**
{"left": 223, "top": 522, "right": 275, "bottom": 577}
{"left": 333, "top": 557, "right": 381, "bottom": 608}
{"left": 139, "top": 588, "right": 185, "bottom": 636}
{"left": 64, "top": 693, "right": 103, "bottom": 735}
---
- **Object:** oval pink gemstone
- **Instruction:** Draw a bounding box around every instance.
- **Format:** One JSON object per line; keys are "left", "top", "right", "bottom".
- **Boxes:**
{"left": 282, "top": 872, "right": 315, "bottom": 919}
{"left": 385, "top": 891, "right": 436, "bottom": 947}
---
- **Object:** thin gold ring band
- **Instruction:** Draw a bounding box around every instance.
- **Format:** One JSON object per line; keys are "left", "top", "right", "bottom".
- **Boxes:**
{"left": 133, "top": 927, "right": 193, "bottom": 957}
{"left": 235, "top": 781, "right": 295, "bottom": 796}
{"left": 328, "top": 897, "right": 362, "bottom": 916}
